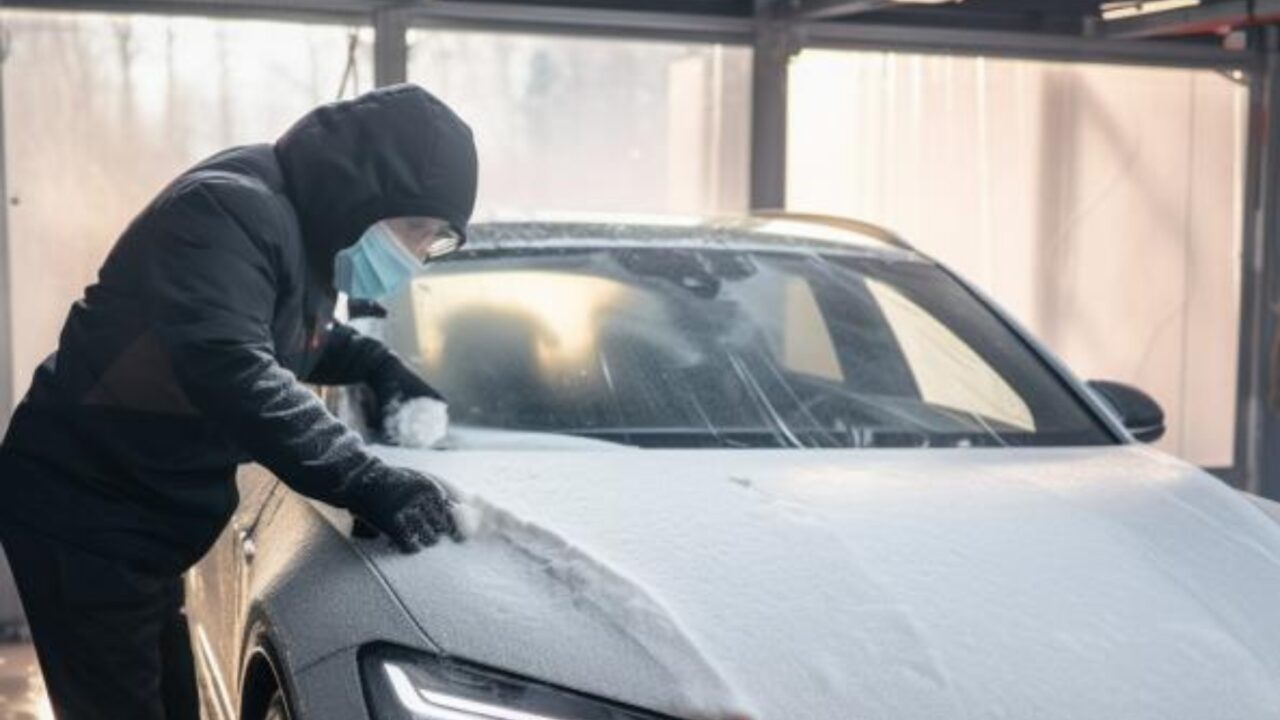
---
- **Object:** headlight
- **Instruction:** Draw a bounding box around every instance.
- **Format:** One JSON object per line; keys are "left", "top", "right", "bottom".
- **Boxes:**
{"left": 361, "top": 644, "right": 671, "bottom": 720}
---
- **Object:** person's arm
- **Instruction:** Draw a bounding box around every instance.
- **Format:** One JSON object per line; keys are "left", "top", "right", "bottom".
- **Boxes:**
{"left": 141, "top": 178, "right": 457, "bottom": 549}
{"left": 307, "top": 323, "right": 443, "bottom": 401}
{"left": 307, "top": 323, "right": 391, "bottom": 385}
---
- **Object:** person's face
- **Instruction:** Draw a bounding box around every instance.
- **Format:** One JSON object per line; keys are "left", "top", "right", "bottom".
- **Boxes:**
{"left": 383, "top": 216, "right": 462, "bottom": 262}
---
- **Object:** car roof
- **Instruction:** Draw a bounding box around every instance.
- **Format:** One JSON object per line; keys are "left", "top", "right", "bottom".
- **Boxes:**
{"left": 463, "top": 212, "right": 917, "bottom": 257}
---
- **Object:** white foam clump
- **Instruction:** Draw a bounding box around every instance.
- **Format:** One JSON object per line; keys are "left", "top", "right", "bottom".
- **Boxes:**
{"left": 383, "top": 397, "right": 450, "bottom": 449}
{"left": 449, "top": 496, "right": 485, "bottom": 539}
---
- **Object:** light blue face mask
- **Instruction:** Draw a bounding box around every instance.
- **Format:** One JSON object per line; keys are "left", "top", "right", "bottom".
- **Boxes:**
{"left": 333, "top": 221, "right": 424, "bottom": 300}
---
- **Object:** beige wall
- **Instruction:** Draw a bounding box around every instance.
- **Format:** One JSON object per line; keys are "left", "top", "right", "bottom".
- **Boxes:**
{"left": 788, "top": 51, "right": 1246, "bottom": 467}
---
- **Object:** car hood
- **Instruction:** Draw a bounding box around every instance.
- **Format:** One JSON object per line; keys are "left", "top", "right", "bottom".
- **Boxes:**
{"left": 358, "top": 444, "right": 1280, "bottom": 720}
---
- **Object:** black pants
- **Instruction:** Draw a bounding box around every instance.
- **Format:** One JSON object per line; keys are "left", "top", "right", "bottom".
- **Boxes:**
{"left": 0, "top": 523, "right": 200, "bottom": 720}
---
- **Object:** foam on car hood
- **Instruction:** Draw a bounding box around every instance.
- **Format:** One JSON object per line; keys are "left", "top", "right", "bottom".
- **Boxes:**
{"left": 355, "top": 445, "right": 1280, "bottom": 720}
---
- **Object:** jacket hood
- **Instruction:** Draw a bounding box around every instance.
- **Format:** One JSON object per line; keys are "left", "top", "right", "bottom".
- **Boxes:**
{"left": 274, "top": 84, "right": 478, "bottom": 283}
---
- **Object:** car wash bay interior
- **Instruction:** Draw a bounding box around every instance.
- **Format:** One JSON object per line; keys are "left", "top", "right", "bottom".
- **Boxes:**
{"left": 1, "top": 0, "right": 1279, "bottom": 711}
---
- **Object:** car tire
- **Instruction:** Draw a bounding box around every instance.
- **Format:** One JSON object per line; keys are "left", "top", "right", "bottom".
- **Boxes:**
{"left": 263, "top": 690, "right": 290, "bottom": 720}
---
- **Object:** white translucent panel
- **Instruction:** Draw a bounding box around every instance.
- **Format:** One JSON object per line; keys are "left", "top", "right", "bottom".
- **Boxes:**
{"left": 403, "top": 271, "right": 633, "bottom": 380}
{"left": 788, "top": 51, "right": 1246, "bottom": 467}
{"left": 406, "top": 29, "right": 751, "bottom": 218}
{"left": 1, "top": 10, "right": 372, "bottom": 409}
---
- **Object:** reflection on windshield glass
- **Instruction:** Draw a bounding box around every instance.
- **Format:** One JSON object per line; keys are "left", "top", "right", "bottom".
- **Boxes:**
{"left": 412, "top": 271, "right": 629, "bottom": 375}
{"left": 378, "top": 245, "right": 1112, "bottom": 450}
{"left": 866, "top": 278, "right": 1034, "bottom": 431}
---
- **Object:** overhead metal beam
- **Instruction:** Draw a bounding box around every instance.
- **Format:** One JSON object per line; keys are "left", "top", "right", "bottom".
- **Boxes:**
{"left": 0, "top": 0, "right": 758, "bottom": 40}
{"left": 0, "top": 0, "right": 1260, "bottom": 72}
{"left": 798, "top": 18, "right": 1260, "bottom": 68}
{"left": 781, "top": 0, "right": 898, "bottom": 21}
{"left": 0, "top": 0, "right": 374, "bottom": 24}
{"left": 1102, "top": 0, "right": 1280, "bottom": 39}
{"left": 422, "top": 0, "right": 1178, "bottom": 66}
{"left": 400, "top": 1, "right": 755, "bottom": 44}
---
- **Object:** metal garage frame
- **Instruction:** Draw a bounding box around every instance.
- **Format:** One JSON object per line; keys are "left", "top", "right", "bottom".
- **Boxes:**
{"left": 0, "top": 0, "right": 1274, "bottom": 495}
{"left": 1240, "top": 28, "right": 1280, "bottom": 498}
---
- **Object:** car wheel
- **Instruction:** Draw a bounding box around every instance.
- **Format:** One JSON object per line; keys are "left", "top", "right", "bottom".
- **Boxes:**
{"left": 263, "top": 690, "right": 290, "bottom": 720}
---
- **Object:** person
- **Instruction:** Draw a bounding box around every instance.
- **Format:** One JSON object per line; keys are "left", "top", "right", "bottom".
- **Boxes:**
{"left": 0, "top": 83, "right": 476, "bottom": 720}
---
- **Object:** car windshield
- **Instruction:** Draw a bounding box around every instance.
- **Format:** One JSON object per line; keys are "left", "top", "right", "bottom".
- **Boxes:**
{"left": 373, "top": 235, "right": 1115, "bottom": 449}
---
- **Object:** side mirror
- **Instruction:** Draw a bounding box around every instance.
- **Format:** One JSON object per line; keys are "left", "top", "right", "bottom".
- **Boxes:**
{"left": 1087, "top": 380, "right": 1165, "bottom": 443}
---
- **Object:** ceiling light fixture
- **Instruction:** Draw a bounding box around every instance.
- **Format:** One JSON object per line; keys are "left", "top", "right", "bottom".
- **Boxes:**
{"left": 1100, "top": 0, "right": 1201, "bottom": 21}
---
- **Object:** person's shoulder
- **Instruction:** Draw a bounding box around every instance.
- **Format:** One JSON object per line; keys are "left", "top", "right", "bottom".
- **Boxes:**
{"left": 153, "top": 145, "right": 293, "bottom": 234}
{"left": 171, "top": 144, "right": 284, "bottom": 202}
{"left": 195, "top": 143, "right": 286, "bottom": 192}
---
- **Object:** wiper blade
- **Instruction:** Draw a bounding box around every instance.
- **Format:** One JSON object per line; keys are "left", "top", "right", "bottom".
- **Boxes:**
{"left": 726, "top": 351, "right": 804, "bottom": 449}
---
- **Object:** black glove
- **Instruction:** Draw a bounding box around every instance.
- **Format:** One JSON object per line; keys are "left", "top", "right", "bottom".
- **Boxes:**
{"left": 346, "top": 463, "right": 461, "bottom": 552}
{"left": 368, "top": 354, "right": 445, "bottom": 410}
{"left": 309, "top": 323, "right": 444, "bottom": 407}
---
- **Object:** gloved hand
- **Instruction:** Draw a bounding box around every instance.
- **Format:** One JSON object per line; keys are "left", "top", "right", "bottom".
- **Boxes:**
{"left": 346, "top": 463, "right": 461, "bottom": 552}
{"left": 363, "top": 355, "right": 446, "bottom": 440}
{"left": 368, "top": 355, "right": 445, "bottom": 410}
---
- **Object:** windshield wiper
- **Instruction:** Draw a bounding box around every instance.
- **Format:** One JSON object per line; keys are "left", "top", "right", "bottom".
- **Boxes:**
{"left": 726, "top": 351, "right": 804, "bottom": 449}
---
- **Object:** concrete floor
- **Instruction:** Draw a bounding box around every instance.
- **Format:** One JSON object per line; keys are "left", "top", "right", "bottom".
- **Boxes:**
{"left": 0, "top": 643, "right": 50, "bottom": 720}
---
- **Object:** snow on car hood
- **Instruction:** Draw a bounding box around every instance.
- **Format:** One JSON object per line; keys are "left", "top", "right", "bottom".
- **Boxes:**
{"left": 359, "top": 444, "right": 1280, "bottom": 720}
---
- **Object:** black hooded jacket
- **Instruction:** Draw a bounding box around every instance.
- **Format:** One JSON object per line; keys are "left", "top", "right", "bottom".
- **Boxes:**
{"left": 0, "top": 85, "right": 477, "bottom": 574}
